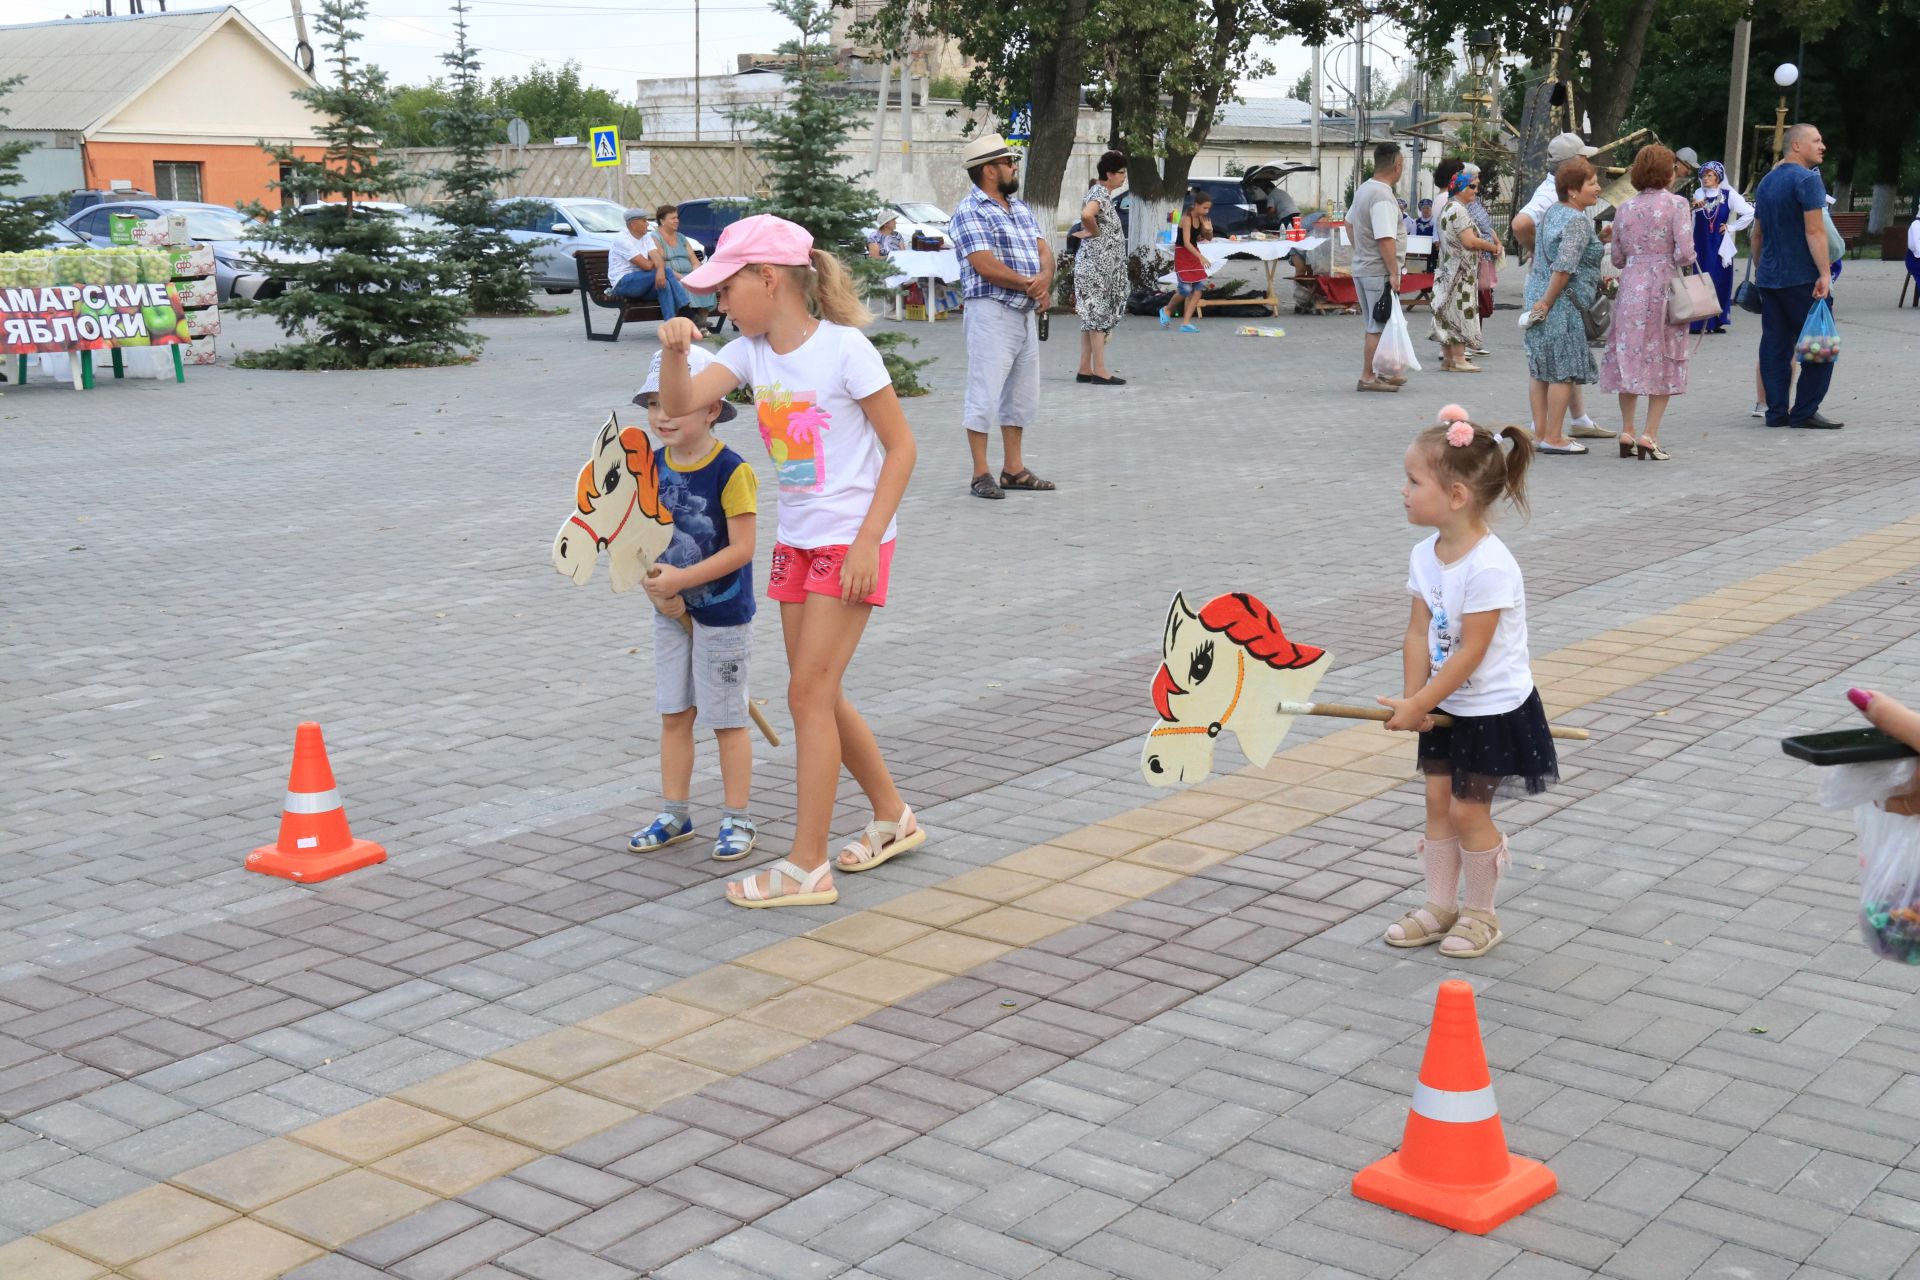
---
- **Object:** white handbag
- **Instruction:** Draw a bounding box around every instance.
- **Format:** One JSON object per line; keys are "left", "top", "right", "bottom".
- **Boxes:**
{"left": 1667, "top": 266, "right": 1720, "bottom": 324}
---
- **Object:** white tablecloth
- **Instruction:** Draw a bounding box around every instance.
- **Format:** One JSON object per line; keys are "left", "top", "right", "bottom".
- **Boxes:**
{"left": 1197, "top": 237, "right": 1326, "bottom": 267}
{"left": 883, "top": 249, "right": 962, "bottom": 289}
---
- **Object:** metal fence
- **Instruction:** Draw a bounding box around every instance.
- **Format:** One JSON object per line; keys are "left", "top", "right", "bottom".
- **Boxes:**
{"left": 384, "top": 141, "right": 770, "bottom": 208}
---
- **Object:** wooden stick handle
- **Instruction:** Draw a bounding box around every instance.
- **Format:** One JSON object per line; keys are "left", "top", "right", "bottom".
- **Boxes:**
{"left": 650, "top": 570, "right": 781, "bottom": 746}
{"left": 1279, "top": 700, "right": 1592, "bottom": 742}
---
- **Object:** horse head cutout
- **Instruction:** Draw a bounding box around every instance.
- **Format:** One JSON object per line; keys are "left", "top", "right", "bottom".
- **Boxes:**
{"left": 551, "top": 411, "right": 676, "bottom": 593}
{"left": 1141, "top": 591, "right": 1333, "bottom": 786}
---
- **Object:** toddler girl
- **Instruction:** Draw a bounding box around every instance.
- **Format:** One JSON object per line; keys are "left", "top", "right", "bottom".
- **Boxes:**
{"left": 659, "top": 214, "right": 924, "bottom": 908}
{"left": 1378, "top": 404, "right": 1556, "bottom": 958}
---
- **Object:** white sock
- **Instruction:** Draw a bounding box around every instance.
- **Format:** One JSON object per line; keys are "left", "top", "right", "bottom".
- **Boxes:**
{"left": 1569, "top": 413, "right": 1594, "bottom": 428}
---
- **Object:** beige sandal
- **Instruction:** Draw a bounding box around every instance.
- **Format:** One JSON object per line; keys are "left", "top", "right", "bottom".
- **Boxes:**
{"left": 726, "top": 858, "right": 838, "bottom": 909}
{"left": 1384, "top": 902, "right": 1460, "bottom": 948}
{"left": 1439, "top": 908, "right": 1503, "bottom": 958}
{"left": 835, "top": 805, "right": 927, "bottom": 873}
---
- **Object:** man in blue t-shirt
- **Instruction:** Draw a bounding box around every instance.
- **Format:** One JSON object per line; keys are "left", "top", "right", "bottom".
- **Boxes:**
{"left": 1750, "top": 124, "right": 1839, "bottom": 428}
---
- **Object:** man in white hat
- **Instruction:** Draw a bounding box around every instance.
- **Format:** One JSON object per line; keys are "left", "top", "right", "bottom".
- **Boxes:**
{"left": 1513, "top": 131, "right": 1610, "bottom": 438}
{"left": 948, "top": 132, "right": 1056, "bottom": 500}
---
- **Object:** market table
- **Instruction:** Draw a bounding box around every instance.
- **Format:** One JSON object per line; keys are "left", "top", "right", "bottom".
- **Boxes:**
{"left": 882, "top": 249, "right": 962, "bottom": 323}
{"left": 1189, "top": 238, "right": 1327, "bottom": 317}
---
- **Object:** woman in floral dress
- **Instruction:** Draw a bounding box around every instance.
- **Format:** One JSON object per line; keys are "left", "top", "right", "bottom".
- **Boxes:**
{"left": 1429, "top": 169, "right": 1500, "bottom": 372}
{"left": 1598, "top": 145, "right": 1695, "bottom": 461}
{"left": 1073, "top": 150, "right": 1130, "bottom": 384}
{"left": 1524, "top": 157, "right": 1605, "bottom": 454}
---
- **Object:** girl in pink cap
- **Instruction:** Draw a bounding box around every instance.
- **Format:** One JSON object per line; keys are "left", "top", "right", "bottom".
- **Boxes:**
{"left": 657, "top": 213, "right": 925, "bottom": 909}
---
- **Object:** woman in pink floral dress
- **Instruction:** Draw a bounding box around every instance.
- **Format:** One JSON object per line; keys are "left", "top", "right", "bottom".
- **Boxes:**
{"left": 1599, "top": 145, "right": 1696, "bottom": 461}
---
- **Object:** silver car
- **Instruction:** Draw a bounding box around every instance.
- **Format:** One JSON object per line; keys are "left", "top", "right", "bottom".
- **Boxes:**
{"left": 488, "top": 197, "right": 632, "bottom": 293}
{"left": 63, "top": 200, "right": 313, "bottom": 302}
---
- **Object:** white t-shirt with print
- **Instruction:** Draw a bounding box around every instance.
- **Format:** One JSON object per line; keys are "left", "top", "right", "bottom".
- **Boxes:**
{"left": 1406, "top": 532, "right": 1534, "bottom": 717}
{"left": 715, "top": 322, "right": 897, "bottom": 550}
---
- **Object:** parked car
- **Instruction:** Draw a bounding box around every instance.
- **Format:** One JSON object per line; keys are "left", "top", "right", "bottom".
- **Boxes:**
{"left": 284, "top": 201, "right": 448, "bottom": 248}
{"left": 1186, "top": 163, "right": 1312, "bottom": 236}
{"left": 879, "top": 199, "right": 952, "bottom": 248}
{"left": 487, "top": 197, "right": 631, "bottom": 293}
{"left": 675, "top": 198, "right": 753, "bottom": 255}
{"left": 66, "top": 188, "right": 157, "bottom": 218}
{"left": 63, "top": 199, "right": 313, "bottom": 302}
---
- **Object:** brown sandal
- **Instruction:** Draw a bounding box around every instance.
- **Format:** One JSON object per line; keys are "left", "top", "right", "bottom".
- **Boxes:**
{"left": 999, "top": 468, "right": 1056, "bottom": 491}
{"left": 1384, "top": 903, "right": 1460, "bottom": 948}
{"left": 1439, "top": 908, "right": 1503, "bottom": 958}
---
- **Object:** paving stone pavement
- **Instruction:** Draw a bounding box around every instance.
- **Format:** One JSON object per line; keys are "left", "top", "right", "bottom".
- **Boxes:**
{"left": 5, "top": 259, "right": 1920, "bottom": 1277}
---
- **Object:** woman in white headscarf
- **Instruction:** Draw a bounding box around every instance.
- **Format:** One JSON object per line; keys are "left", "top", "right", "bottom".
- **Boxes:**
{"left": 1689, "top": 161, "right": 1752, "bottom": 334}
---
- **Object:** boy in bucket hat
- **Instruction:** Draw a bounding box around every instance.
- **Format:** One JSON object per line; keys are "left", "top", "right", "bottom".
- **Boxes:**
{"left": 628, "top": 345, "right": 761, "bottom": 863}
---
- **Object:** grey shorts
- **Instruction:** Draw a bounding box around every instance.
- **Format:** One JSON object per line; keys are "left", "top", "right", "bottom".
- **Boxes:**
{"left": 962, "top": 299, "right": 1040, "bottom": 432}
{"left": 654, "top": 613, "right": 752, "bottom": 729}
{"left": 1355, "top": 276, "right": 1391, "bottom": 334}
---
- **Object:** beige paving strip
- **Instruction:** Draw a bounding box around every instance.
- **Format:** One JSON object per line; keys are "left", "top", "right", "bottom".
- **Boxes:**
{"left": 11, "top": 517, "right": 1920, "bottom": 1279}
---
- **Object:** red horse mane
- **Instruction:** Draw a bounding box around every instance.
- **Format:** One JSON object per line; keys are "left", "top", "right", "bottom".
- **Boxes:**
{"left": 1153, "top": 594, "right": 1323, "bottom": 722}
{"left": 1198, "top": 594, "right": 1324, "bottom": 670}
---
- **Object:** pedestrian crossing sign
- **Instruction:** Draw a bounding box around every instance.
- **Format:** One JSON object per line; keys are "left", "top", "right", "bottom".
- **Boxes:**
{"left": 590, "top": 126, "right": 620, "bottom": 168}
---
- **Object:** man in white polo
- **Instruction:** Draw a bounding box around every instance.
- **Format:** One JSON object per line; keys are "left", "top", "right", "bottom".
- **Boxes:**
{"left": 1513, "top": 132, "right": 1611, "bottom": 438}
{"left": 949, "top": 133, "right": 1056, "bottom": 500}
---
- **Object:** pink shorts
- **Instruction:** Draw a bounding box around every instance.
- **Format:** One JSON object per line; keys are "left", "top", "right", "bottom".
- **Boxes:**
{"left": 768, "top": 540, "right": 895, "bottom": 607}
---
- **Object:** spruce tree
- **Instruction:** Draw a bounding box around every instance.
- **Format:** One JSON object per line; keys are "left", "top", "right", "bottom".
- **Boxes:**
{"left": 740, "top": 0, "right": 880, "bottom": 262}
{"left": 240, "top": 0, "right": 476, "bottom": 369}
{"left": 0, "top": 75, "right": 57, "bottom": 252}
{"left": 425, "top": 0, "right": 538, "bottom": 314}
{"left": 738, "top": 0, "right": 936, "bottom": 392}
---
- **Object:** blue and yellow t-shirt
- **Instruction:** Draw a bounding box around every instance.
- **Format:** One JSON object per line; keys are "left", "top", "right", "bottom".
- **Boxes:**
{"left": 655, "top": 441, "right": 757, "bottom": 628}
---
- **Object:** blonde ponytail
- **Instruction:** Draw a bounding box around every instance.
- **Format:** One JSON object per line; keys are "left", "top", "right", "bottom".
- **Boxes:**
{"left": 771, "top": 250, "right": 872, "bottom": 328}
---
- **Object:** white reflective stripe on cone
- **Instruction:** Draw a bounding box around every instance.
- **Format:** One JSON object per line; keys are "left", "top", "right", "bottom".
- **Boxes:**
{"left": 1411, "top": 1081, "right": 1499, "bottom": 1124}
{"left": 283, "top": 788, "right": 343, "bottom": 815}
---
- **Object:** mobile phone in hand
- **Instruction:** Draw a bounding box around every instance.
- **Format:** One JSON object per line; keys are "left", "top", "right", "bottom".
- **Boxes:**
{"left": 1781, "top": 728, "right": 1919, "bottom": 766}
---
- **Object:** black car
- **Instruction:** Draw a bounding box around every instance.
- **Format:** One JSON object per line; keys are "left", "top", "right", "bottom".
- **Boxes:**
{"left": 1185, "top": 163, "right": 1313, "bottom": 236}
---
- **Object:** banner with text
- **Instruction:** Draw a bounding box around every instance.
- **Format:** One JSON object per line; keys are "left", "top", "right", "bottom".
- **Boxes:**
{"left": 0, "top": 249, "right": 190, "bottom": 355}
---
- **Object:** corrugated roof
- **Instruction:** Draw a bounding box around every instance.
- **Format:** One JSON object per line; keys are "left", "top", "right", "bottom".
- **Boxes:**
{"left": 1216, "top": 98, "right": 1315, "bottom": 129}
{"left": 0, "top": 6, "right": 233, "bottom": 134}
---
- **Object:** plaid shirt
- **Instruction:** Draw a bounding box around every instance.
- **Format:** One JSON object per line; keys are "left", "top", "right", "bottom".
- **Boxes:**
{"left": 950, "top": 185, "right": 1043, "bottom": 312}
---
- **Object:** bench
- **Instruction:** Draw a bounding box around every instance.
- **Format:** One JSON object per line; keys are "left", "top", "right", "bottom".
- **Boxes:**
{"left": 575, "top": 249, "right": 663, "bottom": 342}
{"left": 1829, "top": 211, "right": 1868, "bottom": 258}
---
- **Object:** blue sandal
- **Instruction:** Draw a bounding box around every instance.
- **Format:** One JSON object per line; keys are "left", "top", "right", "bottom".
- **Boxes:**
{"left": 627, "top": 813, "right": 694, "bottom": 853}
{"left": 713, "top": 816, "right": 758, "bottom": 863}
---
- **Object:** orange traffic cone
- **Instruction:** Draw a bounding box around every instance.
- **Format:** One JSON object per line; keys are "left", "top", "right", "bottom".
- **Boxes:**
{"left": 245, "top": 723, "right": 387, "bottom": 884}
{"left": 1352, "top": 979, "right": 1555, "bottom": 1234}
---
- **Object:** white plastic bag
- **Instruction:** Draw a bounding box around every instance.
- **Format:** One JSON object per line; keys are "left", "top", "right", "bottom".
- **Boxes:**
{"left": 1373, "top": 296, "right": 1421, "bottom": 378}
{"left": 1821, "top": 759, "right": 1920, "bottom": 962}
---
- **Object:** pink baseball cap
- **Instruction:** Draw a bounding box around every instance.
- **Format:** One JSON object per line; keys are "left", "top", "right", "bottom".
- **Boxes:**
{"left": 681, "top": 213, "right": 813, "bottom": 291}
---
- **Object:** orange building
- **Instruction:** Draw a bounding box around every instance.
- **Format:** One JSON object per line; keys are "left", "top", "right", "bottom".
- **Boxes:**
{"left": 0, "top": 6, "right": 326, "bottom": 210}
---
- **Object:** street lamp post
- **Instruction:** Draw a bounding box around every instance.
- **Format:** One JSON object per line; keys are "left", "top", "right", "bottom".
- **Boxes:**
{"left": 1771, "top": 62, "right": 1798, "bottom": 163}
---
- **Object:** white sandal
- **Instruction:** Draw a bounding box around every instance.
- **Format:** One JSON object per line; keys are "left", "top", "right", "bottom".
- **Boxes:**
{"left": 835, "top": 805, "right": 927, "bottom": 873}
{"left": 727, "top": 858, "right": 838, "bottom": 909}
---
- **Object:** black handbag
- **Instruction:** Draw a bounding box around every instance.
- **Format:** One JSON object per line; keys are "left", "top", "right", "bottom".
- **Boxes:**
{"left": 1733, "top": 255, "right": 1761, "bottom": 314}
{"left": 1371, "top": 282, "right": 1393, "bottom": 325}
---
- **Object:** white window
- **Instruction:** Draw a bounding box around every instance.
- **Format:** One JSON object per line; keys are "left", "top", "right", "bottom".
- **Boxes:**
{"left": 153, "top": 161, "right": 203, "bottom": 203}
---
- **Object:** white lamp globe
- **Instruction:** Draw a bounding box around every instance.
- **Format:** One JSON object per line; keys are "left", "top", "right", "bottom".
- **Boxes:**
{"left": 1774, "top": 63, "right": 1799, "bottom": 89}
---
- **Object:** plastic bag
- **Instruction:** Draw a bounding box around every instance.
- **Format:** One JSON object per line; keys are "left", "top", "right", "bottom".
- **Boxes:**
{"left": 1821, "top": 759, "right": 1920, "bottom": 962}
{"left": 1373, "top": 296, "right": 1421, "bottom": 378}
{"left": 1795, "top": 298, "right": 1840, "bottom": 365}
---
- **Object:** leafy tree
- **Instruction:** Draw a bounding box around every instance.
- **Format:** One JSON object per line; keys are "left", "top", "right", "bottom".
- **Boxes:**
{"left": 241, "top": 0, "right": 476, "bottom": 369}
{"left": 490, "top": 62, "right": 642, "bottom": 146}
{"left": 385, "top": 79, "right": 454, "bottom": 148}
{"left": 0, "top": 75, "right": 56, "bottom": 252}
{"left": 424, "top": 0, "right": 539, "bottom": 314}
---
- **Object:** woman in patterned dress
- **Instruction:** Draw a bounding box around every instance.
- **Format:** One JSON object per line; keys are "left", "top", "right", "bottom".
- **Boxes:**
{"left": 1524, "top": 157, "right": 1605, "bottom": 454}
{"left": 1598, "top": 145, "right": 1696, "bottom": 461}
{"left": 1430, "top": 169, "right": 1500, "bottom": 372}
{"left": 1073, "top": 150, "right": 1130, "bottom": 385}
